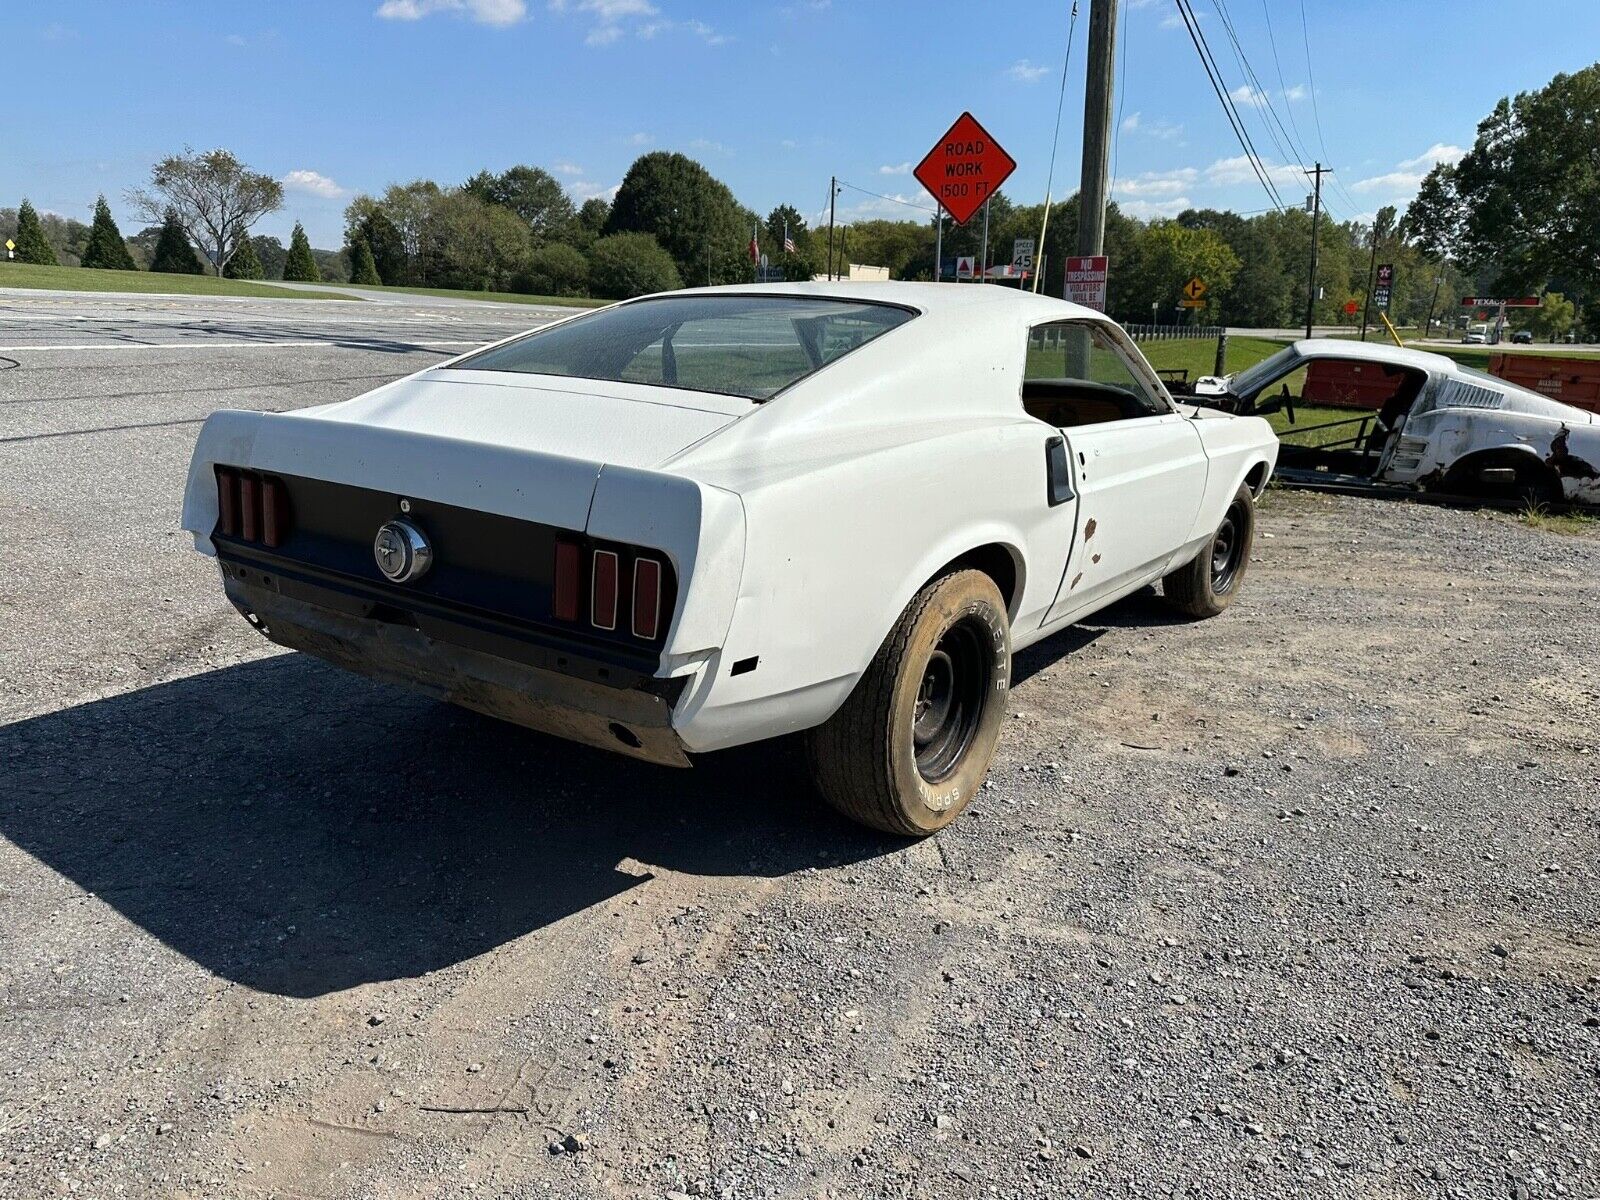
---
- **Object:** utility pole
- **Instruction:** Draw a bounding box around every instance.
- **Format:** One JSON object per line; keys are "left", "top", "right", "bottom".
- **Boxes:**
{"left": 1304, "top": 162, "right": 1331, "bottom": 340}
{"left": 1421, "top": 265, "right": 1445, "bottom": 339}
{"left": 826, "top": 176, "right": 838, "bottom": 281}
{"left": 1359, "top": 210, "right": 1386, "bottom": 342}
{"left": 1077, "top": 0, "right": 1119, "bottom": 261}
{"left": 979, "top": 197, "right": 991, "bottom": 283}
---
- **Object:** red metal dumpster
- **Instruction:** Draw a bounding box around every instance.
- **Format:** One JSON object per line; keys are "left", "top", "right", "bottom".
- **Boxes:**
{"left": 1488, "top": 354, "right": 1600, "bottom": 415}
{"left": 1301, "top": 359, "right": 1411, "bottom": 410}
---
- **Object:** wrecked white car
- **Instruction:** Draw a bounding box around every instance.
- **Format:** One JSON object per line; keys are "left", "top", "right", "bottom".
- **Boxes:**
{"left": 1194, "top": 340, "right": 1600, "bottom": 507}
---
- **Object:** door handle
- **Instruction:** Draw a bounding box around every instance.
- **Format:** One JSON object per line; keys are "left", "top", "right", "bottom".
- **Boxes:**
{"left": 1045, "top": 436, "right": 1075, "bottom": 506}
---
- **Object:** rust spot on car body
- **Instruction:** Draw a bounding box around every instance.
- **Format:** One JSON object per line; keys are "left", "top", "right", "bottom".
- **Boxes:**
{"left": 1083, "top": 518, "right": 1097, "bottom": 540}
{"left": 1547, "top": 425, "right": 1599, "bottom": 480}
{"left": 1070, "top": 572, "right": 1083, "bottom": 589}
{"left": 1092, "top": 553, "right": 1101, "bottom": 564}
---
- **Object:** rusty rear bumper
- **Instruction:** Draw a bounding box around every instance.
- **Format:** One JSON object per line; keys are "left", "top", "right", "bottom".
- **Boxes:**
{"left": 224, "top": 579, "right": 691, "bottom": 767}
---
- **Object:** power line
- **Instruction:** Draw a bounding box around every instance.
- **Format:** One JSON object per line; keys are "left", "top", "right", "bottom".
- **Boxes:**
{"left": 1031, "top": 0, "right": 1082, "bottom": 292}
{"left": 1111, "top": 0, "right": 1131, "bottom": 198}
{"left": 1173, "top": 0, "right": 1284, "bottom": 210}
{"left": 835, "top": 180, "right": 935, "bottom": 215}
{"left": 1297, "top": 0, "right": 1363, "bottom": 217}
{"left": 1258, "top": 0, "right": 1315, "bottom": 167}
{"left": 1209, "top": 0, "right": 1345, "bottom": 222}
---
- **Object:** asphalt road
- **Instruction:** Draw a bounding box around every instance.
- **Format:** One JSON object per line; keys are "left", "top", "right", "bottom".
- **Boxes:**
{"left": 1, "top": 293, "right": 1597, "bottom": 1199}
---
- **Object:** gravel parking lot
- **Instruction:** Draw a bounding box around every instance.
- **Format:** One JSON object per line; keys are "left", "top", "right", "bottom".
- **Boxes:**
{"left": 2, "top": 293, "right": 1597, "bottom": 1199}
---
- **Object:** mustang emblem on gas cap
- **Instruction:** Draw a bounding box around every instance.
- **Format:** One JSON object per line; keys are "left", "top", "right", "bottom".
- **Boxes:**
{"left": 373, "top": 518, "right": 433, "bottom": 583}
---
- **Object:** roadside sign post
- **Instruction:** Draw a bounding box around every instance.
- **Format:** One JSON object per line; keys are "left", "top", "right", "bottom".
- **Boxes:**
{"left": 1064, "top": 256, "right": 1110, "bottom": 311}
{"left": 914, "top": 112, "right": 1017, "bottom": 283}
{"left": 1373, "top": 263, "right": 1394, "bottom": 312}
{"left": 1344, "top": 300, "right": 1360, "bottom": 317}
{"left": 1179, "top": 276, "right": 1207, "bottom": 312}
{"left": 1012, "top": 237, "right": 1034, "bottom": 279}
{"left": 4, "top": 238, "right": 12, "bottom": 261}
{"left": 956, "top": 256, "right": 976, "bottom": 281}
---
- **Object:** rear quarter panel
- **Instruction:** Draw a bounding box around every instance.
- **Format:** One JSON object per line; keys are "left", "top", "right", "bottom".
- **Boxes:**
{"left": 672, "top": 417, "right": 1074, "bottom": 752}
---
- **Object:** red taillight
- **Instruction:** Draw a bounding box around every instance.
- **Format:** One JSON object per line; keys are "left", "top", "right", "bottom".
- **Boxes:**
{"left": 216, "top": 468, "right": 240, "bottom": 537}
{"left": 239, "top": 475, "right": 260, "bottom": 542}
{"left": 215, "top": 467, "right": 289, "bottom": 547}
{"left": 632, "top": 557, "right": 662, "bottom": 640}
{"left": 591, "top": 550, "right": 619, "bottom": 631}
{"left": 552, "top": 539, "right": 581, "bottom": 622}
{"left": 261, "top": 477, "right": 285, "bottom": 548}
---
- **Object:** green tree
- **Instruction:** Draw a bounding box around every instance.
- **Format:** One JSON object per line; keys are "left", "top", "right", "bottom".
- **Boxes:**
{"left": 1401, "top": 164, "right": 1464, "bottom": 261}
{"left": 606, "top": 152, "right": 749, "bottom": 285}
{"left": 1123, "top": 221, "right": 1240, "bottom": 323}
{"left": 764, "top": 204, "right": 821, "bottom": 280}
{"left": 282, "top": 222, "right": 320, "bottom": 282}
{"left": 348, "top": 235, "right": 381, "bottom": 285}
{"left": 250, "top": 235, "right": 287, "bottom": 280}
{"left": 587, "top": 232, "right": 681, "bottom": 299}
{"left": 515, "top": 243, "right": 588, "bottom": 296}
{"left": 463, "top": 166, "right": 575, "bottom": 245}
{"left": 80, "top": 196, "right": 137, "bottom": 270}
{"left": 127, "top": 147, "right": 283, "bottom": 276}
{"left": 223, "top": 235, "right": 263, "bottom": 279}
{"left": 1446, "top": 64, "right": 1600, "bottom": 299}
{"left": 1527, "top": 291, "right": 1576, "bottom": 342}
{"left": 149, "top": 210, "right": 204, "bottom": 273}
{"left": 12, "top": 199, "right": 58, "bottom": 265}
{"left": 433, "top": 191, "right": 531, "bottom": 291}
{"left": 344, "top": 195, "right": 409, "bottom": 285}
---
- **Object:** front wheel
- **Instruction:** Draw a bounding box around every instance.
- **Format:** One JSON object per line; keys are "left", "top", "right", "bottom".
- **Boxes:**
{"left": 805, "top": 570, "right": 1011, "bottom": 836}
{"left": 1163, "top": 483, "right": 1256, "bottom": 618}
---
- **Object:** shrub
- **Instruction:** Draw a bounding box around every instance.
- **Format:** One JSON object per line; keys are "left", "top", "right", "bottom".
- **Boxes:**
{"left": 514, "top": 243, "right": 588, "bottom": 297}
{"left": 80, "top": 196, "right": 137, "bottom": 270}
{"left": 587, "top": 232, "right": 681, "bottom": 300}
{"left": 348, "top": 236, "right": 381, "bottom": 285}
{"left": 149, "top": 211, "right": 204, "bottom": 274}
{"left": 224, "top": 237, "right": 263, "bottom": 279}
{"left": 282, "top": 222, "right": 320, "bottom": 282}
{"left": 12, "top": 199, "right": 58, "bottom": 265}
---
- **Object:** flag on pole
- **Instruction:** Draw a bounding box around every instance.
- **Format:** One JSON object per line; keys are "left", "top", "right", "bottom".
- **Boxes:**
{"left": 748, "top": 224, "right": 760, "bottom": 263}
{"left": 783, "top": 220, "right": 796, "bottom": 255}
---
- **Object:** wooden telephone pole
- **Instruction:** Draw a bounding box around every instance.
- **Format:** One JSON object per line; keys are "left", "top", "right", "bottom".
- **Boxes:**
{"left": 1305, "top": 163, "right": 1332, "bottom": 339}
{"left": 1077, "top": 0, "right": 1119, "bottom": 262}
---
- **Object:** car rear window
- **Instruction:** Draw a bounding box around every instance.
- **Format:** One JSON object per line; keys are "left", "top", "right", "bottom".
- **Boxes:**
{"left": 454, "top": 294, "right": 915, "bottom": 401}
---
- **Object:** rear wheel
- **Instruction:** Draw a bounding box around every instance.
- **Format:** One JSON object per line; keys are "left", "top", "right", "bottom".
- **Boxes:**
{"left": 1163, "top": 484, "right": 1255, "bottom": 619}
{"left": 806, "top": 570, "right": 1010, "bottom": 836}
{"left": 1438, "top": 454, "right": 1561, "bottom": 507}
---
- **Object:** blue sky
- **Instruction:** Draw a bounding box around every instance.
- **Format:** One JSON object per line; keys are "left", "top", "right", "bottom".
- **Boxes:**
{"left": 7, "top": 0, "right": 1600, "bottom": 250}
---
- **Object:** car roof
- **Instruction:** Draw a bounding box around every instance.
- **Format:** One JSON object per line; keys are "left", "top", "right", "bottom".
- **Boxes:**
{"left": 658, "top": 280, "right": 1109, "bottom": 322}
{"left": 1287, "top": 338, "right": 1459, "bottom": 375}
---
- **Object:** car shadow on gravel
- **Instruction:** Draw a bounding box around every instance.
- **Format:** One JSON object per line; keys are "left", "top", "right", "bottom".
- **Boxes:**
{"left": 0, "top": 654, "right": 893, "bottom": 999}
{"left": 1011, "top": 587, "right": 1185, "bottom": 686}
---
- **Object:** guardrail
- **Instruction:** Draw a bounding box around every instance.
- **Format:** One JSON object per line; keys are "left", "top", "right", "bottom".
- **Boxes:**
{"left": 1124, "top": 323, "right": 1224, "bottom": 342}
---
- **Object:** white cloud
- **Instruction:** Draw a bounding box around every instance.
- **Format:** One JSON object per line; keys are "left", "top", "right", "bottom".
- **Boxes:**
{"left": 1351, "top": 144, "right": 1467, "bottom": 197}
{"left": 878, "top": 161, "right": 911, "bottom": 176}
{"left": 1397, "top": 142, "right": 1465, "bottom": 171}
{"left": 1118, "top": 197, "right": 1192, "bottom": 220}
{"left": 689, "top": 137, "right": 731, "bottom": 155}
{"left": 375, "top": 0, "right": 527, "bottom": 26}
{"left": 282, "top": 169, "right": 346, "bottom": 199}
{"left": 625, "top": 131, "right": 652, "bottom": 145}
{"left": 1230, "top": 84, "right": 1269, "bottom": 108}
{"left": 1007, "top": 59, "right": 1049, "bottom": 84}
{"left": 552, "top": 161, "right": 585, "bottom": 177}
{"left": 570, "top": 180, "right": 620, "bottom": 203}
{"left": 548, "top": 0, "right": 721, "bottom": 45}
{"left": 1204, "top": 154, "right": 1304, "bottom": 188}
{"left": 1282, "top": 84, "right": 1308, "bottom": 102}
{"left": 1114, "top": 168, "right": 1199, "bottom": 197}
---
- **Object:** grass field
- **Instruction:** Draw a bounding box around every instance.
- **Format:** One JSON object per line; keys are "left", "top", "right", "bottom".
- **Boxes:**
{"left": 1137, "top": 334, "right": 1288, "bottom": 380}
{"left": 0, "top": 261, "right": 354, "bottom": 301}
{"left": 339, "top": 282, "right": 604, "bottom": 308}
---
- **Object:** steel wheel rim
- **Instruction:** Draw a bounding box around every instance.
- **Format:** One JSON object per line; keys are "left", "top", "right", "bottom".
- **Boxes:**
{"left": 912, "top": 618, "right": 991, "bottom": 784}
{"left": 1211, "top": 499, "right": 1248, "bottom": 595}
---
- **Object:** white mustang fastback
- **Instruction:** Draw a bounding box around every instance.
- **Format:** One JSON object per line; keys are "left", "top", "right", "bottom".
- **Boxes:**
{"left": 182, "top": 284, "right": 1278, "bottom": 834}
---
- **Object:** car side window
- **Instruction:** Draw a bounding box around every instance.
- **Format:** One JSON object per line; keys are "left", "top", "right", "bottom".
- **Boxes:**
{"left": 1021, "top": 322, "right": 1170, "bottom": 429}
